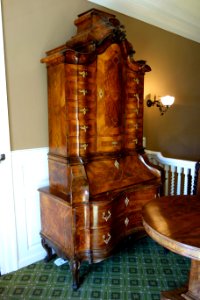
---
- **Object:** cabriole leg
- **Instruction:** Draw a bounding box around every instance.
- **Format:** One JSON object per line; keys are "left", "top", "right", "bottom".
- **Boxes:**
{"left": 70, "top": 259, "right": 80, "bottom": 290}
{"left": 41, "top": 237, "right": 54, "bottom": 262}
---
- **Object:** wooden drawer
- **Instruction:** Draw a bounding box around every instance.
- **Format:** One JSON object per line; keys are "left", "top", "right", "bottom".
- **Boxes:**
{"left": 126, "top": 92, "right": 140, "bottom": 103}
{"left": 91, "top": 195, "right": 127, "bottom": 228}
{"left": 123, "top": 211, "right": 143, "bottom": 233}
{"left": 113, "top": 186, "right": 159, "bottom": 215}
{"left": 126, "top": 77, "right": 139, "bottom": 92}
{"left": 75, "top": 196, "right": 118, "bottom": 229}
{"left": 68, "top": 136, "right": 96, "bottom": 156}
{"left": 91, "top": 202, "right": 113, "bottom": 228}
{"left": 75, "top": 194, "right": 129, "bottom": 230}
{"left": 126, "top": 94, "right": 140, "bottom": 109}
{"left": 74, "top": 187, "right": 158, "bottom": 231}
{"left": 97, "top": 135, "right": 122, "bottom": 153}
{"left": 127, "top": 71, "right": 140, "bottom": 85}
{"left": 124, "top": 119, "right": 138, "bottom": 134}
{"left": 74, "top": 215, "right": 125, "bottom": 252}
{"left": 90, "top": 220, "right": 125, "bottom": 250}
{"left": 124, "top": 134, "right": 138, "bottom": 150}
{"left": 66, "top": 81, "right": 96, "bottom": 101}
{"left": 65, "top": 63, "right": 96, "bottom": 83}
{"left": 125, "top": 108, "right": 139, "bottom": 119}
{"left": 66, "top": 100, "right": 96, "bottom": 121}
{"left": 67, "top": 119, "right": 96, "bottom": 137}
{"left": 126, "top": 188, "right": 158, "bottom": 211}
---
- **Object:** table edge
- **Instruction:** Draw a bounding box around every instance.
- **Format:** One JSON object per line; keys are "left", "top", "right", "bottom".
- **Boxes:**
{"left": 142, "top": 219, "right": 200, "bottom": 261}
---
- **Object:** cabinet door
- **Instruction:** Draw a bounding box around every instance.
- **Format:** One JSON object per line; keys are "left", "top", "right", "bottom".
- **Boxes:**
{"left": 96, "top": 44, "right": 124, "bottom": 140}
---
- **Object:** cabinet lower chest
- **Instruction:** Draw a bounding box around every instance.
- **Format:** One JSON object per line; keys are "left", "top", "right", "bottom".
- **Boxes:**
{"left": 39, "top": 184, "right": 159, "bottom": 262}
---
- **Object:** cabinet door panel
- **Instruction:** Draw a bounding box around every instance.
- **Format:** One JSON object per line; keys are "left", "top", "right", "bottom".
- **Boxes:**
{"left": 96, "top": 44, "right": 124, "bottom": 136}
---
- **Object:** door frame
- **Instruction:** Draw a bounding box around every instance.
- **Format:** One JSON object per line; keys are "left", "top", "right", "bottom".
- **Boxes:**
{"left": 0, "top": 1, "right": 18, "bottom": 274}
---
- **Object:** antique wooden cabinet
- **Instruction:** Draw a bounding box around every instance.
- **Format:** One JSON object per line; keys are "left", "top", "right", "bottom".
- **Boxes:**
{"left": 39, "top": 9, "right": 163, "bottom": 289}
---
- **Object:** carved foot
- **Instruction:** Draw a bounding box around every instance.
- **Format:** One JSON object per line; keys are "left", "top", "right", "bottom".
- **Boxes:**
{"left": 70, "top": 259, "right": 80, "bottom": 290}
{"left": 41, "top": 237, "right": 54, "bottom": 262}
{"left": 161, "top": 284, "right": 188, "bottom": 300}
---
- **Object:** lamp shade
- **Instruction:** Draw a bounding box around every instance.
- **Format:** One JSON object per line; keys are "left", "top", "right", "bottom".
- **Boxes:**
{"left": 160, "top": 95, "right": 175, "bottom": 106}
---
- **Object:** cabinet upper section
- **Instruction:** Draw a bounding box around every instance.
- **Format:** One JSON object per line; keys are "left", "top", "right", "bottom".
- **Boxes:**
{"left": 41, "top": 9, "right": 151, "bottom": 159}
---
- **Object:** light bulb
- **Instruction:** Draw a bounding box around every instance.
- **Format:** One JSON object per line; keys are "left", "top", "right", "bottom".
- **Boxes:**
{"left": 160, "top": 95, "right": 175, "bottom": 106}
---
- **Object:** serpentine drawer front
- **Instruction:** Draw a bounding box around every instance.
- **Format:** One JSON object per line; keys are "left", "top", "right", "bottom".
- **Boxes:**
{"left": 39, "top": 8, "right": 163, "bottom": 289}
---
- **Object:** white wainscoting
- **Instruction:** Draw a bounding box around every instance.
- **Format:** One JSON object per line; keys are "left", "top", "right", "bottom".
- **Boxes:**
{"left": 11, "top": 147, "right": 49, "bottom": 270}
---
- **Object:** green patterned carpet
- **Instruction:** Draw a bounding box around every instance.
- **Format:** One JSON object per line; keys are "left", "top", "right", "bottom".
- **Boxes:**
{"left": 0, "top": 237, "right": 190, "bottom": 300}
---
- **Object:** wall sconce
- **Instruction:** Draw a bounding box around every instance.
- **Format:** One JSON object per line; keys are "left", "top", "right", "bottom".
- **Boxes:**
{"left": 146, "top": 95, "right": 175, "bottom": 115}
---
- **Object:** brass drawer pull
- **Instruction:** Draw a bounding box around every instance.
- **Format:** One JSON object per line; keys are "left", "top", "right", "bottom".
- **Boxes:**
{"left": 133, "top": 138, "right": 138, "bottom": 144}
{"left": 134, "top": 108, "right": 139, "bottom": 114}
{"left": 125, "top": 197, "right": 129, "bottom": 206}
{"left": 134, "top": 78, "right": 139, "bottom": 84}
{"left": 80, "top": 125, "right": 89, "bottom": 132}
{"left": 125, "top": 217, "right": 129, "bottom": 226}
{"left": 112, "top": 141, "right": 118, "bottom": 146}
{"left": 103, "top": 233, "right": 111, "bottom": 244}
{"left": 102, "top": 210, "right": 111, "bottom": 222}
{"left": 79, "top": 71, "right": 88, "bottom": 78}
{"left": 80, "top": 143, "right": 88, "bottom": 150}
{"left": 79, "top": 89, "right": 88, "bottom": 96}
{"left": 79, "top": 107, "right": 89, "bottom": 115}
{"left": 114, "top": 160, "right": 120, "bottom": 169}
{"left": 134, "top": 93, "right": 139, "bottom": 101}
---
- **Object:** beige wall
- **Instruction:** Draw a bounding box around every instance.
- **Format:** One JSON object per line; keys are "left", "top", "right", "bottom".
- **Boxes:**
{"left": 2, "top": 0, "right": 200, "bottom": 161}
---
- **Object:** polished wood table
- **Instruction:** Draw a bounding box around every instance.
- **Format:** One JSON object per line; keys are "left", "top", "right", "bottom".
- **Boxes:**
{"left": 142, "top": 195, "right": 200, "bottom": 300}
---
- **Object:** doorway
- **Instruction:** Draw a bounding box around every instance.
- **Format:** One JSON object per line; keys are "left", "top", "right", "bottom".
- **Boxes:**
{"left": 0, "top": 1, "right": 18, "bottom": 275}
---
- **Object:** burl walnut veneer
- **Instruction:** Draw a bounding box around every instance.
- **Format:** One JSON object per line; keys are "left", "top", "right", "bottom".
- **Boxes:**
{"left": 39, "top": 9, "right": 163, "bottom": 289}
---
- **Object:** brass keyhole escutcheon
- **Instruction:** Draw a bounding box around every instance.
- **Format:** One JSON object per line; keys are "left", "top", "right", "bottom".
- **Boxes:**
{"left": 114, "top": 160, "right": 120, "bottom": 169}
